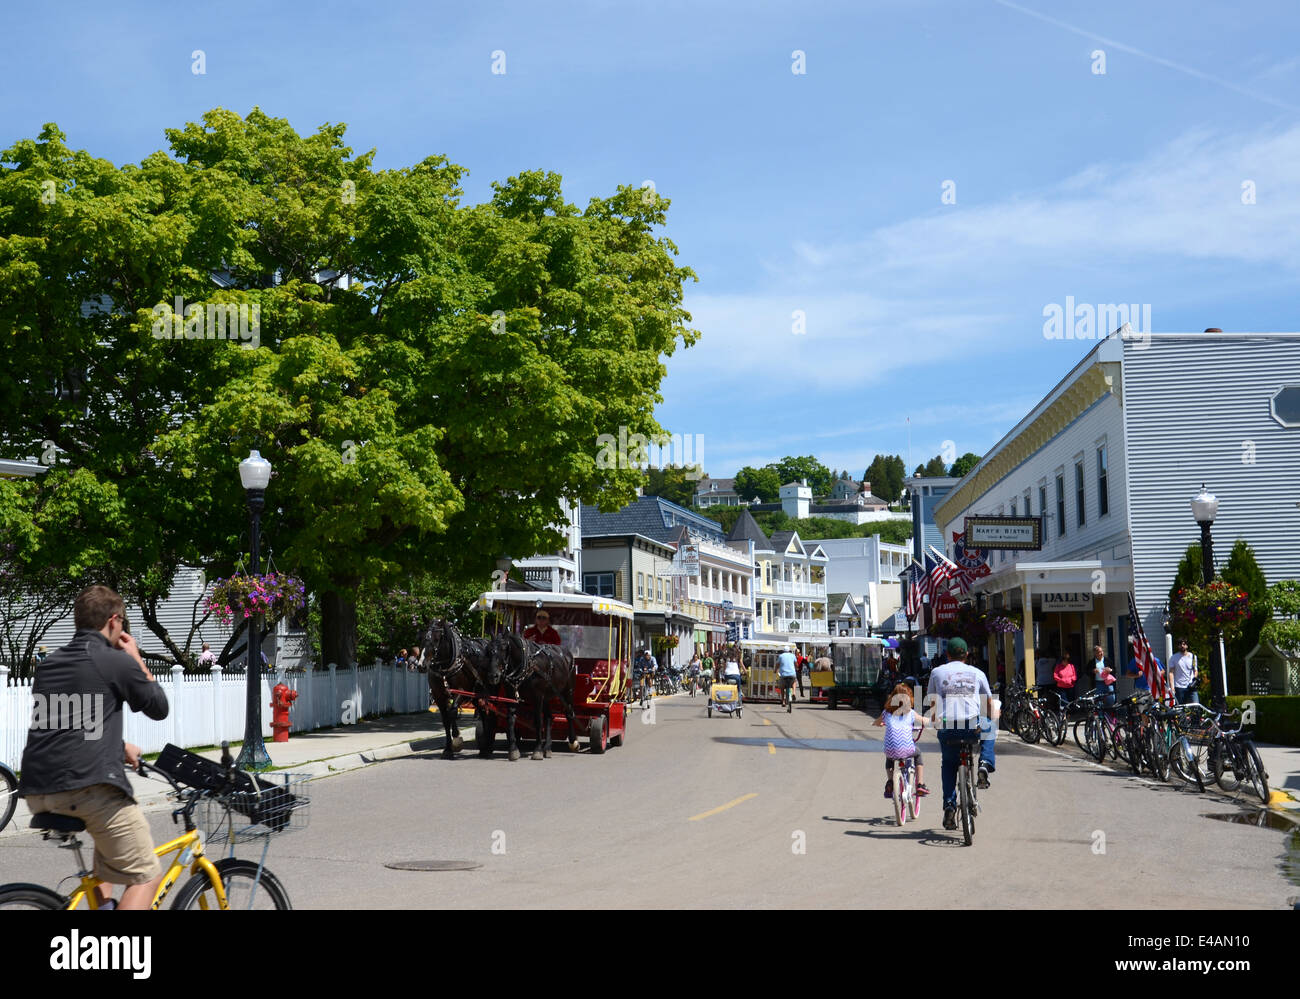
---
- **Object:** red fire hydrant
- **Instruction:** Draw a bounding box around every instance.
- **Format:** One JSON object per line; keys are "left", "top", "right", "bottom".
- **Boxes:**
{"left": 271, "top": 683, "right": 298, "bottom": 743}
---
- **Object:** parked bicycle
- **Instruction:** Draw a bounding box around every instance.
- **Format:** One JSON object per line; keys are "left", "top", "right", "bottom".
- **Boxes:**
{"left": 1199, "top": 707, "right": 1270, "bottom": 804}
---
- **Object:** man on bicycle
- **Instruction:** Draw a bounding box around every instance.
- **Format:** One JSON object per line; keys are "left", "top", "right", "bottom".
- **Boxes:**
{"left": 18, "top": 586, "right": 170, "bottom": 910}
{"left": 777, "top": 645, "right": 798, "bottom": 707}
{"left": 925, "top": 637, "right": 997, "bottom": 831}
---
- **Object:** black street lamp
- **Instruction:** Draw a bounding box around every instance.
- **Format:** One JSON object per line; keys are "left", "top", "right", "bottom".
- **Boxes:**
{"left": 236, "top": 450, "right": 273, "bottom": 771}
{"left": 1190, "top": 484, "right": 1227, "bottom": 712}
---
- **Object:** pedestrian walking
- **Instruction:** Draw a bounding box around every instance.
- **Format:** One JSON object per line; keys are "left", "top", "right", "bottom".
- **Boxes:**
{"left": 1168, "top": 638, "right": 1200, "bottom": 704}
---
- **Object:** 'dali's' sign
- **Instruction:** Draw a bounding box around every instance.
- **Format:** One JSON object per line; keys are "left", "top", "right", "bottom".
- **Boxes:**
{"left": 1040, "top": 592, "right": 1093, "bottom": 612}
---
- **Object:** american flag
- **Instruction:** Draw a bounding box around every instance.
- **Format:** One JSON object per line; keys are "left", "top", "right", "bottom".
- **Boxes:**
{"left": 904, "top": 560, "right": 927, "bottom": 617}
{"left": 1127, "top": 591, "right": 1171, "bottom": 704}
{"left": 928, "top": 545, "right": 963, "bottom": 594}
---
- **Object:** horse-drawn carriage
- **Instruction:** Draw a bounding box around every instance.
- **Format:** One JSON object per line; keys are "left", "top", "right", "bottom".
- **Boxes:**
{"left": 419, "top": 591, "right": 632, "bottom": 761}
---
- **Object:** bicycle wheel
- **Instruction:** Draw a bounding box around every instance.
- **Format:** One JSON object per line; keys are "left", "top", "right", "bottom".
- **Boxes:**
{"left": 959, "top": 767, "right": 975, "bottom": 845}
{"left": 1110, "top": 723, "right": 1131, "bottom": 765}
{"left": 893, "top": 768, "right": 905, "bottom": 827}
{"left": 1145, "top": 725, "right": 1169, "bottom": 781}
{"left": 1209, "top": 738, "right": 1240, "bottom": 792}
{"left": 1040, "top": 707, "right": 1062, "bottom": 747}
{"left": 1083, "top": 716, "right": 1104, "bottom": 761}
{"left": 908, "top": 767, "right": 921, "bottom": 821}
{"left": 171, "top": 858, "right": 292, "bottom": 910}
{"left": 1126, "top": 725, "right": 1142, "bottom": 775}
{"left": 1017, "top": 706, "right": 1041, "bottom": 744}
{"left": 0, "top": 883, "right": 67, "bottom": 909}
{"left": 1243, "top": 741, "right": 1270, "bottom": 804}
{"left": 1168, "top": 737, "right": 1200, "bottom": 788}
{"left": 0, "top": 764, "right": 17, "bottom": 833}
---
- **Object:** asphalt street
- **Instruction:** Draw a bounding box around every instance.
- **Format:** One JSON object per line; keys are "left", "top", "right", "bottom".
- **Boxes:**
{"left": 1, "top": 693, "right": 1296, "bottom": 908}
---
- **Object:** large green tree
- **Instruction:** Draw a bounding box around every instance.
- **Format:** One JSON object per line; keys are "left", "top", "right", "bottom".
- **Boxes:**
{"left": 914, "top": 455, "right": 948, "bottom": 477}
{"left": 733, "top": 465, "right": 780, "bottom": 503}
{"left": 771, "top": 455, "right": 833, "bottom": 497}
{"left": 644, "top": 465, "right": 701, "bottom": 507}
{"left": 949, "top": 452, "right": 982, "bottom": 479}
{"left": 1, "top": 110, "right": 698, "bottom": 668}
{"left": 1220, "top": 539, "right": 1269, "bottom": 692}
{"left": 863, "top": 454, "right": 905, "bottom": 502}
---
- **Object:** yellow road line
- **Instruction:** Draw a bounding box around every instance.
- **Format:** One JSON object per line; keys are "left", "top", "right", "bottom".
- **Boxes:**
{"left": 768, "top": 742, "right": 776, "bottom": 755}
{"left": 763, "top": 718, "right": 772, "bottom": 726}
{"left": 689, "top": 793, "right": 758, "bottom": 822}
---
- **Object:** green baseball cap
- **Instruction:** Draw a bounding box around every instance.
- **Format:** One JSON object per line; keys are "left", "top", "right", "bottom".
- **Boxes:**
{"left": 946, "top": 637, "right": 968, "bottom": 655}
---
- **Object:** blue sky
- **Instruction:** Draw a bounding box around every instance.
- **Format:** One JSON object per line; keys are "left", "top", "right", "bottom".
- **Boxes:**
{"left": 4, "top": 0, "right": 1298, "bottom": 482}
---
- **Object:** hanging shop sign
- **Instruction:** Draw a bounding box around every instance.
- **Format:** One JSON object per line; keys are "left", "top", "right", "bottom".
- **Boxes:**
{"left": 964, "top": 516, "right": 1043, "bottom": 551}
{"left": 1040, "top": 591, "right": 1094, "bottom": 612}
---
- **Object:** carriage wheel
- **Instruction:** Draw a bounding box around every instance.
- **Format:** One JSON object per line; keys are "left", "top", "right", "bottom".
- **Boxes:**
{"left": 588, "top": 715, "right": 608, "bottom": 754}
{"left": 475, "top": 714, "right": 495, "bottom": 758}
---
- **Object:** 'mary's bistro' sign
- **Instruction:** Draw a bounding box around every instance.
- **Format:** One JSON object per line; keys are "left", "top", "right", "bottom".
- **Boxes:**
{"left": 963, "top": 515, "right": 1043, "bottom": 551}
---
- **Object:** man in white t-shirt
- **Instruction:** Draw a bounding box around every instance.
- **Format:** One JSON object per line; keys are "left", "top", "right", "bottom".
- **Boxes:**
{"left": 1168, "top": 638, "right": 1199, "bottom": 705}
{"left": 925, "top": 637, "right": 997, "bottom": 831}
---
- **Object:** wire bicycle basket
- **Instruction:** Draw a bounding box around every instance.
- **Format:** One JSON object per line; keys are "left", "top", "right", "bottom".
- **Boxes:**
{"left": 198, "top": 773, "right": 311, "bottom": 843}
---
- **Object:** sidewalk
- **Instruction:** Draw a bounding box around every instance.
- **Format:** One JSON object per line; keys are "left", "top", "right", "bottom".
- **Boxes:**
{"left": 2, "top": 708, "right": 463, "bottom": 838}
{"left": 1254, "top": 741, "right": 1300, "bottom": 809}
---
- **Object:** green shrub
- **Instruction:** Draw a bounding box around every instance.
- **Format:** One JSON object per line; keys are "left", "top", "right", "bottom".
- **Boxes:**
{"left": 1225, "top": 695, "right": 1300, "bottom": 747}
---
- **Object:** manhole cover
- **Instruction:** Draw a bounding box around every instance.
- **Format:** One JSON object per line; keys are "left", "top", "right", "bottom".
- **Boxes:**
{"left": 384, "top": 860, "right": 482, "bottom": 871}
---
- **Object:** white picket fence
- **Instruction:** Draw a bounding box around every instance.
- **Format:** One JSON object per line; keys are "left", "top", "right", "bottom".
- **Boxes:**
{"left": 0, "top": 663, "right": 430, "bottom": 770}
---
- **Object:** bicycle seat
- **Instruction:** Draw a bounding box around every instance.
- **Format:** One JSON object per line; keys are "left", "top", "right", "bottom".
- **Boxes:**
{"left": 31, "top": 812, "right": 85, "bottom": 833}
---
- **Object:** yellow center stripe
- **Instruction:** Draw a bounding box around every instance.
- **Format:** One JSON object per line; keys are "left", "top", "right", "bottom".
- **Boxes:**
{"left": 688, "top": 793, "right": 758, "bottom": 822}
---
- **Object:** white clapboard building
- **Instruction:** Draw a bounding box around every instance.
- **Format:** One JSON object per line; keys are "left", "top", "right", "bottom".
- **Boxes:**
{"left": 932, "top": 330, "right": 1300, "bottom": 693}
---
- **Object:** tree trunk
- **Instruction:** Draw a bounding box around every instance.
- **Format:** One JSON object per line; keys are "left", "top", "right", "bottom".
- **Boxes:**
{"left": 321, "top": 587, "right": 359, "bottom": 668}
{"left": 137, "top": 593, "right": 190, "bottom": 668}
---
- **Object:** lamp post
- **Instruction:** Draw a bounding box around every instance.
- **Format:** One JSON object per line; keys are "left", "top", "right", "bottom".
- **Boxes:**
{"left": 1190, "top": 484, "right": 1227, "bottom": 712}
{"left": 236, "top": 450, "right": 273, "bottom": 771}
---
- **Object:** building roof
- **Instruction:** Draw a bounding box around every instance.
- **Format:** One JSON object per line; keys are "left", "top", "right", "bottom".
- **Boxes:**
{"left": 826, "top": 593, "right": 859, "bottom": 616}
{"left": 769, "top": 530, "right": 802, "bottom": 555}
{"left": 581, "top": 495, "right": 726, "bottom": 545}
{"left": 725, "top": 509, "right": 770, "bottom": 548}
{"left": 695, "top": 476, "right": 736, "bottom": 493}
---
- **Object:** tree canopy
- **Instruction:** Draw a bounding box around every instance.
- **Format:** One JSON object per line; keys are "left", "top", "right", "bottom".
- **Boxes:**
{"left": 733, "top": 465, "right": 780, "bottom": 503}
{"left": 863, "top": 454, "right": 905, "bottom": 502}
{"left": 0, "top": 109, "right": 699, "bottom": 666}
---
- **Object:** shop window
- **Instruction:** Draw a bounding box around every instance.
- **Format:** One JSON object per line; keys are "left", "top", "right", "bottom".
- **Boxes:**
{"left": 1075, "top": 462, "right": 1086, "bottom": 527}
{"left": 1097, "top": 445, "right": 1109, "bottom": 517}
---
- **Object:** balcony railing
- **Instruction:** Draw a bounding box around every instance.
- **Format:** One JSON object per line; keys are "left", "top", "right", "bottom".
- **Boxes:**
{"left": 772, "top": 617, "right": 829, "bottom": 635}
{"left": 771, "top": 580, "right": 825, "bottom": 597}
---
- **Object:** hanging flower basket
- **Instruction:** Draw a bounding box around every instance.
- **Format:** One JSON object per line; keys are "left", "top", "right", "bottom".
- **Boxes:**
{"left": 207, "top": 572, "right": 306, "bottom": 626}
{"left": 1169, "top": 581, "right": 1249, "bottom": 643}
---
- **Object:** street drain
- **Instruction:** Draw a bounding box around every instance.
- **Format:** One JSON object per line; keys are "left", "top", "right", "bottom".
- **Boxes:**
{"left": 384, "top": 860, "right": 482, "bottom": 871}
{"left": 1201, "top": 810, "right": 1299, "bottom": 832}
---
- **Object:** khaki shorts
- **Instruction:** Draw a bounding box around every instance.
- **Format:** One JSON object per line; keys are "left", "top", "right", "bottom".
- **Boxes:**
{"left": 25, "top": 784, "right": 161, "bottom": 885}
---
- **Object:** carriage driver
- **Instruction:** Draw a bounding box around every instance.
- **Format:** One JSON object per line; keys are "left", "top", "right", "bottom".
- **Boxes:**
{"left": 523, "top": 610, "right": 562, "bottom": 646}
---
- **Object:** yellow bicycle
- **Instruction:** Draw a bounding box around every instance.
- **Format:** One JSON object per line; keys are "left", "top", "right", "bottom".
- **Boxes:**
{"left": 0, "top": 743, "right": 306, "bottom": 910}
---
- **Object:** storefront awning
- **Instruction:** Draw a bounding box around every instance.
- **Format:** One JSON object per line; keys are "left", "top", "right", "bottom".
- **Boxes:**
{"left": 966, "top": 560, "right": 1132, "bottom": 597}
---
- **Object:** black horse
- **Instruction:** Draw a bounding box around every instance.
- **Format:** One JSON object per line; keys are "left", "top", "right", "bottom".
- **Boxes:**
{"left": 418, "top": 618, "right": 493, "bottom": 760}
{"left": 487, "top": 632, "right": 580, "bottom": 761}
